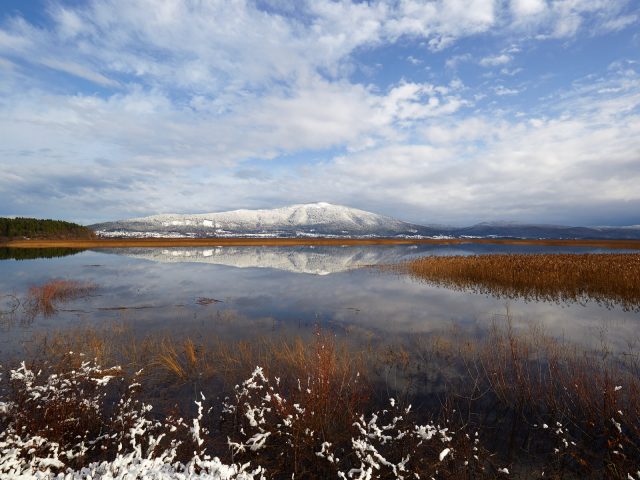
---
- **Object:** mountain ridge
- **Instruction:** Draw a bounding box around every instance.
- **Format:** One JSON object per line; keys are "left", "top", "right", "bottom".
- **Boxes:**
{"left": 90, "top": 202, "right": 640, "bottom": 240}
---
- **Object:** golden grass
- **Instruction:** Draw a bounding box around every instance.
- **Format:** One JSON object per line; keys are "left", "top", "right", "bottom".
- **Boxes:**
{"left": 153, "top": 337, "right": 213, "bottom": 381}
{"left": 26, "top": 322, "right": 367, "bottom": 393}
{"left": 402, "top": 253, "right": 640, "bottom": 310}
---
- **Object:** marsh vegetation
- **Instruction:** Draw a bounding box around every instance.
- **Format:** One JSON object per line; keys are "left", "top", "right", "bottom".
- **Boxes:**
{"left": 2, "top": 248, "right": 640, "bottom": 477}
{"left": 401, "top": 253, "right": 640, "bottom": 310}
{"left": 2, "top": 313, "right": 640, "bottom": 478}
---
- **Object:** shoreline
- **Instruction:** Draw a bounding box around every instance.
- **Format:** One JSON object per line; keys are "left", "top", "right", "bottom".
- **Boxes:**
{"left": 3, "top": 237, "right": 640, "bottom": 249}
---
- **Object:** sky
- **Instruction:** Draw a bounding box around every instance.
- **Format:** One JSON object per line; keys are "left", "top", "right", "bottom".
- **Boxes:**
{"left": 0, "top": 0, "right": 639, "bottom": 227}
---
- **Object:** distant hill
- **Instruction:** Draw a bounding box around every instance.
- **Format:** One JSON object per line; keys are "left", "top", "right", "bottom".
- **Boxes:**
{"left": 0, "top": 217, "right": 95, "bottom": 241}
{"left": 90, "top": 202, "right": 437, "bottom": 238}
{"left": 90, "top": 203, "right": 640, "bottom": 240}
{"left": 449, "top": 222, "right": 640, "bottom": 240}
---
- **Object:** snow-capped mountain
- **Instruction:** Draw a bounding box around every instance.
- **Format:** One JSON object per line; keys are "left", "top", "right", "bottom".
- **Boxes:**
{"left": 89, "top": 203, "right": 640, "bottom": 240}
{"left": 90, "top": 202, "right": 434, "bottom": 238}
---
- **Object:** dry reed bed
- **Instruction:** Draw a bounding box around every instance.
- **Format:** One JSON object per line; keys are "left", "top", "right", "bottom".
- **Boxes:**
{"left": 402, "top": 253, "right": 640, "bottom": 310}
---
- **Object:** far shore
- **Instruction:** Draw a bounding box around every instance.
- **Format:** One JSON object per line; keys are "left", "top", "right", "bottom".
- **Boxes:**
{"left": 3, "top": 237, "right": 640, "bottom": 249}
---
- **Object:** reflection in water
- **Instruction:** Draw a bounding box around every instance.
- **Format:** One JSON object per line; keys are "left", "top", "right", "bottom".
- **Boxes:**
{"left": 98, "top": 245, "right": 428, "bottom": 275}
{"left": 1, "top": 245, "right": 639, "bottom": 477}
{"left": 0, "top": 245, "right": 639, "bottom": 360}
{"left": 404, "top": 253, "right": 640, "bottom": 311}
{"left": 96, "top": 244, "right": 636, "bottom": 275}
{"left": 0, "top": 247, "right": 85, "bottom": 261}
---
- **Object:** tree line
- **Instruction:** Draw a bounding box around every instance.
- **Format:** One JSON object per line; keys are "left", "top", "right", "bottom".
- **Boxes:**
{"left": 0, "top": 217, "right": 95, "bottom": 240}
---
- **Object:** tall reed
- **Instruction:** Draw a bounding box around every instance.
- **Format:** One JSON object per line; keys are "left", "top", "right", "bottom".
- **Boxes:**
{"left": 403, "top": 253, "right": 640, "bottom": 310}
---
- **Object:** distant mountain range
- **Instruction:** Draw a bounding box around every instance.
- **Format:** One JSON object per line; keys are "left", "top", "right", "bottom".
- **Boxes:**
{"left": 90, "top": 202, "right": 640, "bottom": 240}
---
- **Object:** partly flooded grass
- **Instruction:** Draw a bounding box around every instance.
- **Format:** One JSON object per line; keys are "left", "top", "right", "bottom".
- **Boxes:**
{"left": 25, "top": 279, "right": 97, "bottom": 318}
{"left": 3, "top": 317, "right": 640, "bottom": 478}
{"left": 1, "top": 279, "right": 97, "bottom": 327}
{"left": 401, "top": 253, "right": 640, "bottom": 310}
{"left": 3, "top": 254, "right": 640, "bottom": 477}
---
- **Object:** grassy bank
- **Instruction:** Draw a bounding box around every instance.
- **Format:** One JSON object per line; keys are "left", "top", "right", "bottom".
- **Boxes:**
{"left": 400, "top": 253, "right": 640, "bottom": 310}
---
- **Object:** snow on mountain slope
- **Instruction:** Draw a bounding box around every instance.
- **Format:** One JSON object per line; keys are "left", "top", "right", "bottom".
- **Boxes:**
{"left": 89, "top": 203, "right": 640, "bottom": 239}
{"left": 91, "top": 203, "right": 426, "bottom": 237}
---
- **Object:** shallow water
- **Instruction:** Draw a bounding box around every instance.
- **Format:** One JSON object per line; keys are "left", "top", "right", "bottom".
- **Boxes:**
{"left": 1, "top": 244, "right": 639, "bottom": 360}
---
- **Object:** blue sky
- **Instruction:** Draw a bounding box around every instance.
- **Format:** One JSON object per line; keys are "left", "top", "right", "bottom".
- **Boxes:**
{"left": 0, "top": 0, "right": 639, "bottom": 226}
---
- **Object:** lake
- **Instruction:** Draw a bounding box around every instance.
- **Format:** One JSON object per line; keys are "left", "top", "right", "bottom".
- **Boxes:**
{"left": 2, "top": 243, "right": 638, "bottom": 361}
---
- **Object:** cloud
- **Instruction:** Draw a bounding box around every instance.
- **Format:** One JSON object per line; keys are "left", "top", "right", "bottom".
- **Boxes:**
{"left": 445, "top": 53, "right": 472, "bottom": 70}
{"left": 2, "top": 67, "right": 639, "bottom": 225}
{"left": 508, "top": 0, "right": 638, "bottom": 39}
{"left": 39, "top": 58, "right": 119, "bottom": 87}
{"left": 0, "top": 0, "right": 638, "bottom": 224}
{"left": 479, "top": 54, "right": 512, "bottom": 67}
{"left": 494, "top": 85, "right": 521, "bottom": 95}
{"left": 247, "top": 69, "right": 640, "bottom": 226}
{"left": 510, "top": 0, "right": 547, "bottom": 18}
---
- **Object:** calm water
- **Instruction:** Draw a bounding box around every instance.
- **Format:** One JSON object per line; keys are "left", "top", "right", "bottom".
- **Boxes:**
{"left": 1, "top": 244, "right": 639, "bottom": 360}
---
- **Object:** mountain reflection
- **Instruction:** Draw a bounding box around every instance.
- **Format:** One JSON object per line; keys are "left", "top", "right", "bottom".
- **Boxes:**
{"left": 98, "top": 245, "right": 428, "bottom": 275}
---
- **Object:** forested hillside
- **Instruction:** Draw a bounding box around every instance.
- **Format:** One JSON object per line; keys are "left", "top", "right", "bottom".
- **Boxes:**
{"left": 0, "top": 217, "right": 95, "bottom": 241}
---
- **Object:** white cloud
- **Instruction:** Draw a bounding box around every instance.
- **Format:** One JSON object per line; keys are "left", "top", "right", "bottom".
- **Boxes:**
{"left": 494, "top": 85, "right": 521, "bottom": 95}
{"left": 421, "top": 117, "right": 495, "bottom": 144}
{"left": 511, "top": 0, "right": 547, "bottom": 18}
{"left": 2, "top": 69, "right": 639, "bottom": 225}
{"left": 479, "top": 54, "right": 512, "bottom": 67}
{"left": 0, "top": 0, "right": 638, "bottom": 224}
{"left": 250, "top": 70, "right": 640, "bottom": 225}
{"left": 445, "top": 54, "right": 472, "bottom": 69}
{"left": 40, "top": 58, "right": 119, "bottom": 87}
{"left": 509, "top": 0, "right": 638, "bottom": 39}
{"left": 500, "top": 67, "right": 523, "bottom": 76}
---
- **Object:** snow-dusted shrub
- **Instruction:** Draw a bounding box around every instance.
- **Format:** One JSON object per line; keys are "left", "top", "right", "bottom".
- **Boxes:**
{"left": 0, "top": 355, "right": 263, "bottom": 479}
{"left": 223, "top": 367, "right": 495, "bottom": 479}
{"left": 531, "top": 390, "right": 640, "bottom": 479}
{"left": 1, "top": 354, "right": 127, "bottom": 471}
{"left": 222, "top": 328, "right": 370, "bottom": 477}
{"left": 223, "top": 366, "right": 349, "bottom": 477}
{"left": 339, "top": 399, "right": 490, "bottom": 479}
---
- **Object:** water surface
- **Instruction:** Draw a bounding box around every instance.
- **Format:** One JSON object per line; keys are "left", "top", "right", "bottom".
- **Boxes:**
{"left": 1, "top": 244, "right": 638, "bottom": 360}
